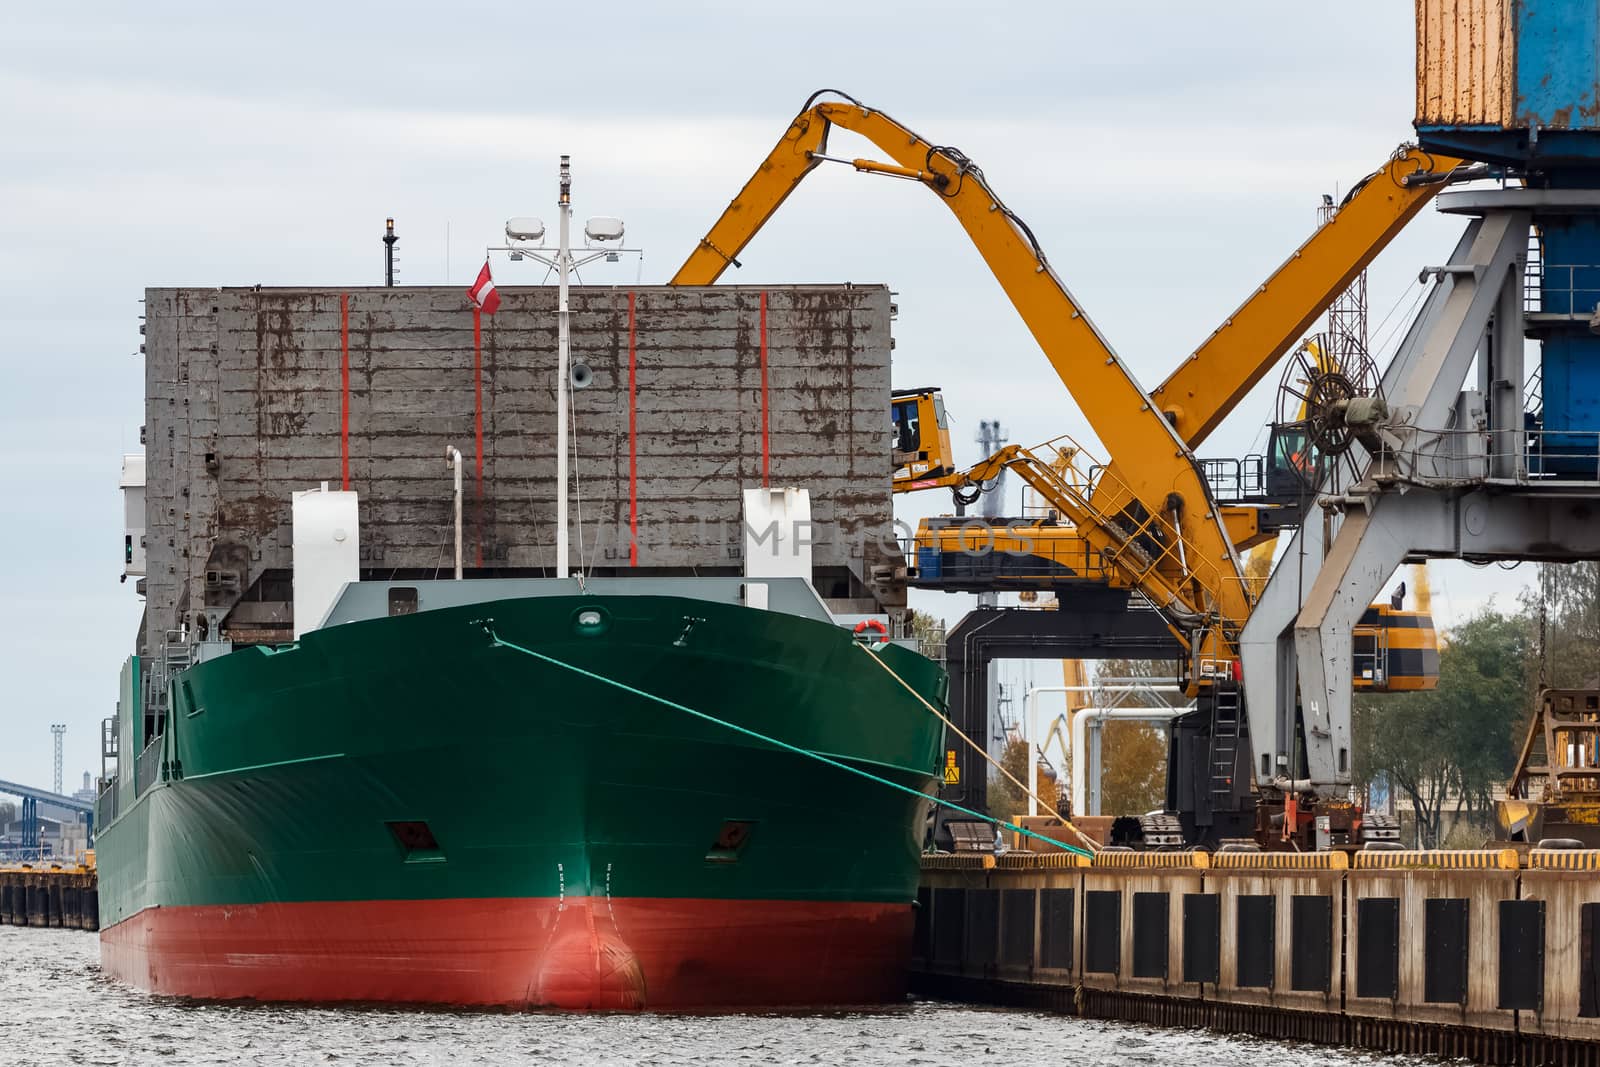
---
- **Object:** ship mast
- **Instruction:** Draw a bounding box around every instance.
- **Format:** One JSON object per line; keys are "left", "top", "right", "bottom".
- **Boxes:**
{"left": 556, "top": 156, "right": 572, "bottom": 580}
{"left": 492, "top": 160, "right": 635, "bottom": 579}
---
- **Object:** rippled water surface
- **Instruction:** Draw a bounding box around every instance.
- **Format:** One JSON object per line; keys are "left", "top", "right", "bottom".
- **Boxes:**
{"left": 0, "top": 926, "right": 1429, "bottom": 1066}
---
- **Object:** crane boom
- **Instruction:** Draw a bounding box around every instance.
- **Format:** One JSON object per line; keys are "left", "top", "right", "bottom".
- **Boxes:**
{"left": 674, "top": 91, "right": 1457, "bottom": 841}
{"left": 671, "top": 111, "right": 829, "bottom": 285}
{"left": 1149, "top": 147, "right": 1464, "bottom": 449}
{"left": 672, "top": 92, "right": 1251, "bottom": 629}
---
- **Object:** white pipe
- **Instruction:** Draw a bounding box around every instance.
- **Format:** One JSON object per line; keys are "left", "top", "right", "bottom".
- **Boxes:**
{"left": 445, "top": 447, "right": 463, "bottom": 580}
{"left": 1022, "top": 684, "right": 1182, "bottom": 817}
{"left": 1070, "top": 705, "right": 1190, "bottom": 817}
{"left": 555, "top": 156, "right": 572, "bottom": 581}
{"left": 1028, "top": 715, "right": 1038, "bottom": 819}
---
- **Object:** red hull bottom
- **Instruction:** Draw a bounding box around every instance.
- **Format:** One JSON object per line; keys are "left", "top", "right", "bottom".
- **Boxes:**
{"left": 99, "top": 897, "right": 913, "bottom": 1010}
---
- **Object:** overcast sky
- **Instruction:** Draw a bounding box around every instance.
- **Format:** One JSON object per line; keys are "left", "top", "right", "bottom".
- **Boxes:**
{"left": 0, "top": 2, "right": 1535, "bottom": 787}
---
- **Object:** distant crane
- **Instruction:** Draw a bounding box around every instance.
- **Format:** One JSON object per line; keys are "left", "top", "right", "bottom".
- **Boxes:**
{"left": 50, "top": 724, "right": 65, "bottom": 796}
{"left": 974, "top": 419, "right": 1009, "bottom": 619}
{"left": 975, "top": 419, "right": 1010, "bottom": 746}
{"left": 974, "top": 420, "right": 1008, "bottom": 520}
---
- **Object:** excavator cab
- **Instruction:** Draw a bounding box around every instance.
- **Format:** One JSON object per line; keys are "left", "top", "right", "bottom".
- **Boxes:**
{"left": 892, "top": 388, "right": 955, "bottom": 490}
{"left": 1351, "top": 604, "right": 1439, "bottom": 692}
{"left": 1263, "top": 422, "right": 1322, "bottom": 499}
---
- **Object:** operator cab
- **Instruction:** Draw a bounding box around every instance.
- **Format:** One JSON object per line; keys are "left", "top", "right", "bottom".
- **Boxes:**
{"left": 892, "top": 388, "right": 955, "bottom": 488}
{"left": 1264, "top": 423, "right": 1322, "bottom": 500}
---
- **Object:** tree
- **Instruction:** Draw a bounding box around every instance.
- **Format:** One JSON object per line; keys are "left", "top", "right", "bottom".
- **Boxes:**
{"left": 903, "top": 609, "right": 947, "bottom": 659}
{"left": 1099, "top": 723, "right": 1168, "bottom": 815}
{"left": 1091, "top": 658, "right": 1180, "bottom": 817}
{"left": 1523, "top": 562, "right": 1600, "bottom": 689}
{"left": 988, "top": 738, "right": 1059, "bottom": 822}
{"left": 1352, "top": 607, "right": 1529, "bottom": 848}
{"left": 0, "top": 801, "right": 13, "bottom": 829}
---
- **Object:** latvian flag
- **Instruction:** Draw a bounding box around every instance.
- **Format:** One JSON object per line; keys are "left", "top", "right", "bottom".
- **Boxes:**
{"left": 467, "top": 260, "right": 501, "bottom": 315}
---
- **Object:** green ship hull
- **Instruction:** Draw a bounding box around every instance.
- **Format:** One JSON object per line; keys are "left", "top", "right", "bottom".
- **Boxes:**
{"left": 96, "top": 582, "right": 946, "bottom": 1008}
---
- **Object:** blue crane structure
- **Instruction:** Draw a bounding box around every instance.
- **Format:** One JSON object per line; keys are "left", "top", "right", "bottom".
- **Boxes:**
{"left": 0, "top": 778, "right": 94, "bottom": 856}
{"left": 1242, "top": 0, "right": 1600, "bottom": 820}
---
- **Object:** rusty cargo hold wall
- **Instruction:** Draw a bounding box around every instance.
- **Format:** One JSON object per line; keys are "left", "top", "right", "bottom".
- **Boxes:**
{"left": 140, "top": 284, "right": 897, "bottom": 649}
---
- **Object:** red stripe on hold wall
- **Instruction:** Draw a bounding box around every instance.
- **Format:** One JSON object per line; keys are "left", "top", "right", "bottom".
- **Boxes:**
{"left": 759, "top": 290, "right": 770, "bottom": 487}
{"left": 340, "top": 293, "right": 350, "bottom": 490}
{"left": 627, "top": 291, "right": 639, "bottom": 567}
{"left": 473, "top": 308, "right": 485, "bottom": 569}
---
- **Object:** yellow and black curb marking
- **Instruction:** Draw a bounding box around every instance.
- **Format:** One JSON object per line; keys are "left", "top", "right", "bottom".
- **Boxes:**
{"left": 920, "top": 853, "right": 996, "bottom": 871}
{"left": 1211, "top": 850, "right": 1350, "bottom": 870}
{"left": 996, "top": 851, "right": 1091, "bottom": 870}
{"left": 1527, "top": 849, "right": 1600, "bottom": 871}
{"left": 1353, "top": 849, "right": 1519, "bottom": 870}
{"left": 1089, "top": 851, "right": 1210, "bottom": 870}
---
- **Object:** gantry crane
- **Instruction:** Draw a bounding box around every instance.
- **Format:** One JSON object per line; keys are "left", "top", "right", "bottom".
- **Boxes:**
{"left": 1226, "top": 0, "right": 1600, "bottom": 850}
{"left": 673, "top": 91, "right": 1459, "bottom": 843}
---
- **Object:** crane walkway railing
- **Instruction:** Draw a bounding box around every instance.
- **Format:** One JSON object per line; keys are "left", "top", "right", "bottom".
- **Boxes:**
{"left": 996, "top": 435, "right": 1250, "bottom": 637}
{"left": 1526, "top": 261, "right": 1600, "bottom": 319}
{"left": 1378, "top": 426, "right": 1600, "bottom": 487}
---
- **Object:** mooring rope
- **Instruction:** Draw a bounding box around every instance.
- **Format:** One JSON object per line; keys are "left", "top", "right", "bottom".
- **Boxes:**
{"left": 480, "top": 622, "right": 1092, "bottom": 858}
{"left": 854, "top": 641, "right": 1101, "bottom": 852}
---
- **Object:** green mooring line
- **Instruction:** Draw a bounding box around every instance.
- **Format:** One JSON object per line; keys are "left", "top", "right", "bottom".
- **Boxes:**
{"left": 483, "top": 626, "right": 1091, "bottom": 859}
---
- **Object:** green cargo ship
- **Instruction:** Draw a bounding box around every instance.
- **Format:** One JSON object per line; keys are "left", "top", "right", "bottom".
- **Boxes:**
{"left": 96, "top": 576, "right": 946, "bottom": 1008}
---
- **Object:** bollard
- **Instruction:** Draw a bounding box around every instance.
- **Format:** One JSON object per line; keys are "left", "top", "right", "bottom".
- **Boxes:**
{"left": 82, "top": 887, "right": 98, "bottom": 932}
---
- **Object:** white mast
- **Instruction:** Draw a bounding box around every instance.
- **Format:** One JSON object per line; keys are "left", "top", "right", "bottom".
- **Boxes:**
{"left": 491, "top": 161, "right": 636, "bottom": 582}
{"left": 555, "top": 155, "right": 572, "bottom": 580}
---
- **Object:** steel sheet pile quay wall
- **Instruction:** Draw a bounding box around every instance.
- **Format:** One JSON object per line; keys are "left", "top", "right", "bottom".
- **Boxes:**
{"left": 0, "top": 865, "right": 99, "bottom": 931}
{"left": 1078, "top": 852, "right": 1206, "bottom": 1002}
{"left": 141, "top": 284, "right": 896, "bottom": 649}
{"left": 913, "top": 852, "right": 1086, "bottom": 1015}
{"left": 1519, "top": 849, "right": 1600, "bottom": 1047}
{"left": 1347, "top": 849, "right": 1519, "bottom": 1036}
{"left": 1207, "top": 851, "right": 1345, "bottom": 1022}
{"left": 913, "top": 848, "right": 1600, "bottom": 1065}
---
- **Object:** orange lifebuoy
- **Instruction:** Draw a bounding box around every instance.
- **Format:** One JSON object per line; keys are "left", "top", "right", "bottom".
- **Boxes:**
{"left": 853, "top": 618, "right": 889, "bottom": 644}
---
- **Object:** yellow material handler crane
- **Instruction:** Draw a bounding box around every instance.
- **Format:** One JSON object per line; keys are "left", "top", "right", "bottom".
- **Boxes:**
{"left": 675, "top": 91, "right": 1256, "bottom": 644}
{"left": 674, "top": 91, "right": 1457, "bottom": 844}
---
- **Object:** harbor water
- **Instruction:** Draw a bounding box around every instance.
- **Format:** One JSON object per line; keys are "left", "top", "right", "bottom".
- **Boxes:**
{"left": 0, "top": 926, "right": 1431, "bottom": 1067}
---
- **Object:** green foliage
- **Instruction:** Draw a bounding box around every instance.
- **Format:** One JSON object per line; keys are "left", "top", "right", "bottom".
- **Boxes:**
{"left": 988, "top": 738, "right": 1060, "bottom": 822}
{"left": 1091, "top": 659, "right": 1180, "bottom": 816}
{"left": 1522, "top": 561, "right": 1600, "bottom": 689}
{"left": 1099, "top": 723, "right": 1168, "bottom": 815}
{"left": 1097, "top": 659, "right": 1181, "bottom": 686}
{"left": 1352, "top": 607, "right": 1529, "bottom": 849}
{"left": 903, "top": 609, "right": 947, "bottom": 660}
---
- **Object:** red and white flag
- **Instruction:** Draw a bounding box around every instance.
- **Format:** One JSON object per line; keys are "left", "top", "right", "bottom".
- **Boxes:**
{"left": 467, "top": 260, "right": 501, "bottom": 315}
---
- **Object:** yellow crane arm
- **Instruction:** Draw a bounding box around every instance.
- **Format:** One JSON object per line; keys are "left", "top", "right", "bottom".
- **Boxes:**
{"left": 672, "top": 92, "right": 1251, "bottom": 628}
{"left": 670, "top": 107, "right": 830, "bottom": 285}
{"left": 963, "top": 441, "right": 1231, "bottom": 660}
{"left": 1148, "top": 147, "right": 1464, "bottom": 449}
